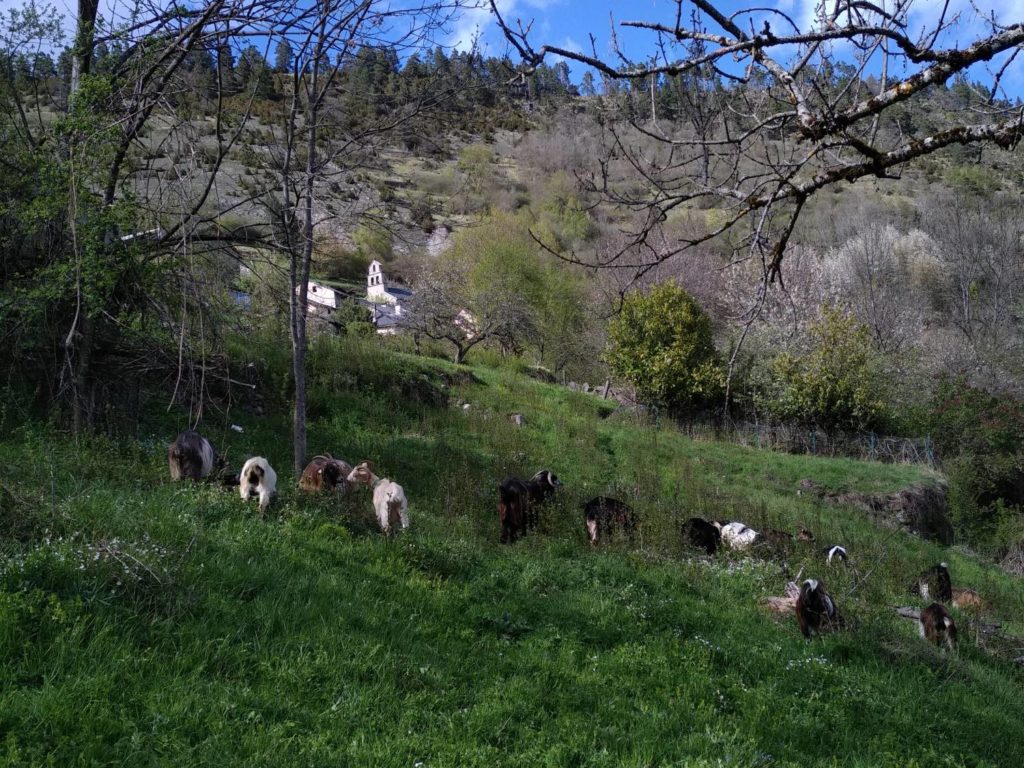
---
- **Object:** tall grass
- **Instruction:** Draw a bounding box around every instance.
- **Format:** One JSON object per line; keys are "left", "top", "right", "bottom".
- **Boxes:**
{"left": 1, "top": 336, "right": 1022, "bottom": 766}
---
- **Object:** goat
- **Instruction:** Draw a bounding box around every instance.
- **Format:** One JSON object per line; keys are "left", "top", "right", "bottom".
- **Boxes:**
{"left": 763, "top": 526, "right": 816, "bottom": 547}
{"left": 168, "top": 430, "right": 219, "bottom": 481}
{"left": 239, "top": 457, "right": 277, "bottom": 514}
{"left": 498, "top": 477, "right": 529, "bottom": 544}
{"left": 583, "top": 496, "right": 636, "bottom": 548}
{"left": 911, "top": 563, "right": 952, "bottom": 603}
{"left": 795, "top": 578, "right": 842, "bottom": 639}
{"left": 952, "top": 587, "right": 984, "bottom": 612}
{"left": 524, "top": 469, "right": 561, "bottom": 528}
{"left": 824, "top": 545, "right": 848, "bottom": 564}
{"left": 683, "top": 517, "right": 721, "bottom": 555}
{"left": 714, "top": 521, "right": 759, "bottom": 550}
{"left": 299, "top": 455, "right": 354, "bottom": 494}
{"left": 919, "top": 602, "right": 957, "bottom": 649}
{"left": 347, "top": 461, "right": 409, "bottom": 534}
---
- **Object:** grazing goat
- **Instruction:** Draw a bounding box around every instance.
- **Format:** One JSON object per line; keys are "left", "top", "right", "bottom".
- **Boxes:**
{"left": 919, "top": 602, "right": 957, "bottom": 649}
{"left": 524, "top": 469, "right": 561, "bottom": 528}
{"left": 299, "top": 455, "right": 354, "bottom": 494}
{"left": 824, "top": 545, "right": 848, "bottom": 564}
{"left": 347, "top": 461, "right": 409, "bottom": 534}
{"left": 714, "top": 521, "right": 759, "bottom": 550}
{"left": 795, "top": 578, "right": 843, "bottom": 639}
{"left": 952, "top": 587, "right": 984, "bottom": 612}
{"left": 168, "top": 430, "right": 219, "bottom": 481}
{"left": 683, "top": 517, "right": 721, "bottom": 555}
{"left": 583, "top": 497, "right": 636, "bottom": 547}
{"left": 911, "top": 563, "right": 952, "bottom": 603}
{"left": 763, "top": 526, "right": 816, "bottom": 547}
{"left": 498, "top": 477, "right": 529, "bottom": 544}
{"left": 239, "top": 457, "right": 277, "bottom": 514}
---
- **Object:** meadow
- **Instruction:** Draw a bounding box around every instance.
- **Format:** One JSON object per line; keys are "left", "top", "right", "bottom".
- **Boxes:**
{"left": 1, "top": 336, "right": 1023, "bottom": 767}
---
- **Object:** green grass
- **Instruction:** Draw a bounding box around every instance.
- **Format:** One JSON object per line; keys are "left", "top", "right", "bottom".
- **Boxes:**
{"left": 1, "top": 336, "right": 1023, "bottom": 767}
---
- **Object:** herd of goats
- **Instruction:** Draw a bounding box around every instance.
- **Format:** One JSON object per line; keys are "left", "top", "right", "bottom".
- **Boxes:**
{"left": 168, "top": 429, "right": 978, "bottom": 651}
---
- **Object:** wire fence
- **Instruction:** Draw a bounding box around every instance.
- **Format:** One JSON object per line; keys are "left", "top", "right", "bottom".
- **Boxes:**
{"left": 673, "top": 420, "right": 937, "bottom": 467}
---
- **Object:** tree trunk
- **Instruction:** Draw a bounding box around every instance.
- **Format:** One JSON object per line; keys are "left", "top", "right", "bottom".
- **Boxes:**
{"left": 69, "top": 0, "right": 100, "bottom": 99}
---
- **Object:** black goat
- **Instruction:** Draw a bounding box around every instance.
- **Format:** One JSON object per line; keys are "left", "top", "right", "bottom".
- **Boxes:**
{"left": 583, "top": 496, "right": 636, "bottom": 547}
{"left": 524, "top": 469, "right": 561, "bottom": 528}
{"left": 683, "top": 517, "right": 721, "bottom": 555}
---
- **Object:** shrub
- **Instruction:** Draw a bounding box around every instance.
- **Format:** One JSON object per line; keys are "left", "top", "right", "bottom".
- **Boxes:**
{"left": 605, "top": 282, "right": 724, "bottom": 416}
{"left": 929, "top": 378, "right": 1024, "bottom": 550}
{"left": 765, "top": 307, "right": 889, "bottom": 432}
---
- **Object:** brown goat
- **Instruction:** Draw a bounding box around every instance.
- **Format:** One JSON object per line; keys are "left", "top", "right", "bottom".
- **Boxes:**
{"left": 498, "top": 477, "right": 529, "bottom": 544}
{"left": 919, "top": 602, "right": 957, "bottom": 649}
{"left": 299, "top": 455, "right": 354, "bottom": 493}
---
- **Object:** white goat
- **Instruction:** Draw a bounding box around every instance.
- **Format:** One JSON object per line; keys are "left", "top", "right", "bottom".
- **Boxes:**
{"left": 714, "top": 521, "right": 760, "bottom": 550}
{"left": 240, "top": 456, "right": 277, "bottom": 514}
{"left": 347, "top": 461, "right": 409, "bottom": 534}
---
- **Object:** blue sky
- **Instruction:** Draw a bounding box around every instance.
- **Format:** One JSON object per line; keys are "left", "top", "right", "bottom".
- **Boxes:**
{"left": 450, "top": 0, "right": 1024, "bottom": 92}
{"left": 4, "top": 0, "right": 1024, "bottom": 91}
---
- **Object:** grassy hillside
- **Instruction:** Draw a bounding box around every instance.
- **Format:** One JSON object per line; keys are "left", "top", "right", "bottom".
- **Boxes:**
{"left": 1, "top": 337, "right": 1023, "bottom": 767}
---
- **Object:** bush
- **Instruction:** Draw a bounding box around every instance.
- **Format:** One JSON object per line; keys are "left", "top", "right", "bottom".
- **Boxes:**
{"left": 929, "top": 378, "right": 1024, "bottom": 550}
{"left": 605, "top": 282, "right": 724, "bottom": 416}
{"left": 765, "top": 307, "right": 889, "bottom": 432}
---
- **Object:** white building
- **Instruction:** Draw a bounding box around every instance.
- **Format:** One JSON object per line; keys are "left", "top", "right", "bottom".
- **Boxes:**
{"left": 362, "top": 261, "right": 412, "bottom": 334}
{"left": 366, "top": 260, "right": 412, "bottom": 305}
{"left": 306, "top": 280, "right": 341, "bottom": 310}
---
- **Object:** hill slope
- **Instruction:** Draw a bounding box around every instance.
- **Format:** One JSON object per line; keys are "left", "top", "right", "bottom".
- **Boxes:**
{"left": 1, "top": 337, "right": 1023, "bottom": 767}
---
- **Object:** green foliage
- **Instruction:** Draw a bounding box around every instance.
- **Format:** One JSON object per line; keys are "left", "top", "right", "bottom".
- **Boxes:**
{"left": 766, "top": 308, "right": 889, "bottom": 432}
{"left": 606, "top": 282, "right": 725, "bottom": 415}
{"left": 315, "top": 243, "right": 371, "bottom": 282}
{"left": 535, "top": 171, "right": 593, "bottom": 248}
{"left": 353, "top": 220, "right": 393, "bottom": 263}
{"left": 929, "top": 378, "right": 1024, "bottom": 550}
{"left": 944, "top": 164, "right": 1001, "bottom": 197}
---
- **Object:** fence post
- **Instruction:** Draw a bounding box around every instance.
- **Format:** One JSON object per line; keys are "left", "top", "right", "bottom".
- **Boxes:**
{"left": 810, "top": 428, "right": 816, "bottom": 454}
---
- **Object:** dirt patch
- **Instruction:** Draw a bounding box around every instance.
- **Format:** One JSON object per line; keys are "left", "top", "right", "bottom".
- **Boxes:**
{"left": 802, "top": 479, "right": 954, "bottom": 545}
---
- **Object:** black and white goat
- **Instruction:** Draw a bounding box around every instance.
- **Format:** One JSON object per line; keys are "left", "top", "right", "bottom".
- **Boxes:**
{"left": 824, "top": 545, "right": 848, "bottom": 564}
{"left": 714, "top": 521, "right": 759, "bottom": 550}
{"left": 168, "top": 430, "right": 219, "bottom": 481}
{"left": 240, "top": 457, "right": 277, "bottom": 514}
{"left": 795, "top": 578, "right": 842, "bottom": 639}
{"left": 911, "top": 563, "right": 952, "bottom": 603}
{"left": 919, "top": 602, "right": 957, "bottom": 649}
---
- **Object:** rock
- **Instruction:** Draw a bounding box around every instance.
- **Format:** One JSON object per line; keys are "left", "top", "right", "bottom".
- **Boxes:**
{"left": 568, "top": 381, "right": 579, "bottom": 392}
{"left": 509, "top": 413, "right": 525, "bottom": 427}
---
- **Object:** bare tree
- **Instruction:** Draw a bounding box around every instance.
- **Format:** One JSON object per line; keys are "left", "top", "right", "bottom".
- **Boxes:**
{"left": 405, "top": 255, "right": 536, "bottom": 364}
{"left": 262, "top": 0, "right": 463, "bottom": 473}
{"left": 491, "top": 0, "right": 1024, "bottom": 410}
{"left": 492, "top": 0, "right": 1024, "bottom": 282}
